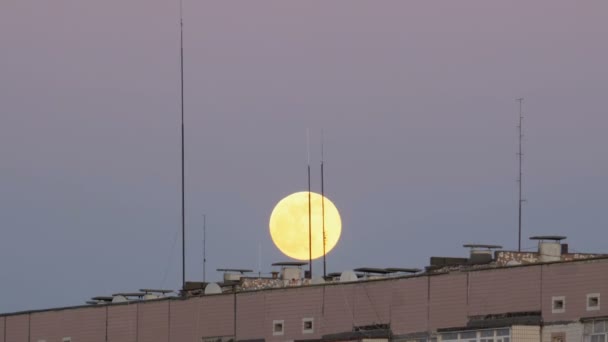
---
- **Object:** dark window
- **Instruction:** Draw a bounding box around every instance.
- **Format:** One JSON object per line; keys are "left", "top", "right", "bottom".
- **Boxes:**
{"left": 552, "top": 332, "right": 566, "bottom": 342}
{"left": 588, "top": 294, "right": 600, "bottom": 310}
{"left": 552, "top": 296, "right": 566, "bottom": 313}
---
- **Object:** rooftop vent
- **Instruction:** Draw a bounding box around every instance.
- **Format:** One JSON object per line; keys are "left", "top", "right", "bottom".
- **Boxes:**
{"left": 272, "top": 262, "right": 306, "bottom": 281}
{"left": 530, "top": 236, "right": 566, "bottom": 262}
{"left": 89, "top": 296, "right": 113, "bottom": 305}
{"left": 430, "top": 256, "right": 469, "bottom": 268}
{"left": 217, "top": 268, "right": 252, "bottom": 283}
{"left": 139, "top": 289, "right": 173, "bottom": 300}
{"left": 311, "top": 276, "right": 326, "bottom": 285}
{"left": 339, "top": 270, "right": 358, "bottom": 282}
{"left": 204, "top": 282, "right": 222, "bottom": 295}
{"left": 354, "top": 267, "right": 391, "bottom": 279}
{"left": 111, "top": 292, "right": 144, "bottom": 303}
{"left": 463, "top": 244, "right": 502, "bottom": 265}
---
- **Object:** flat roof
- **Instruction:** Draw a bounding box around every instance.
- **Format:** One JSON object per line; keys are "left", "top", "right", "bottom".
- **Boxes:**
{"left": 272, "top": 262, "right": 307, "bottom": 267}
{"left": 354, "top": 267, "right": 392, "bottom": 274}
{"left": 112, "top": 292, "right": 145, "bottom": 297}
{"left": 463, "top": 244, "right": 503, "bottom": 249}
{"left": 4, "top": 255, "right": 608, "bottom": 318}
{"left": 139, "top": 289, "right": 173, "bottom": 294}
{"left": 385, "top": 267, "right": 421, "bottom": 273}
{"left": 216, "top": 268, "right": 253, "bottom": 273}
{"left": 530, "top": 235, "right": 566, "bottom": 241}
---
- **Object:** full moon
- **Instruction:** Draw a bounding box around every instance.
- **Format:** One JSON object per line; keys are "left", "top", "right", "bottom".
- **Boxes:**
{"left": 269, "top": 192, "right": 342, "bottom": 260}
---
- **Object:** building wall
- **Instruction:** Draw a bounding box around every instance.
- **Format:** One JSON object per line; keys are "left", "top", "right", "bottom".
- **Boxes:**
{"left": 168, "top": 297, "right": 199, "bottom": 342}
{"left": 196, "top": 294, "right": 235, "bottom": 339}
{"left": 322, "top": 283, "right": 357, "bottom": 334}
{"left": 137, "top": 300, "right": 169, "bottom": 342}
{"left": 468, "top": 266, "right": 542, "bottom": 316}
{"left": 429, "top": 273, "right": 468, "bottom": 330}
{"left": 5, "top": 314, "right": 28, "bottom": 342}
{"left": 107, "top": 304, "right": 137, "bottom": 342}
{"left": 0, "top": 316, "right": 4, "bottom": 342}
{"left": 264, "top": 286, "right": 323, "bottom": 342}
{"left": 541, "top": 323, "right": 583, "bottom": 342}
{"left": 236, "top": 291, "right": 265, "bottom": 340}
{"left": 30, "top": 310, "right": 63, "bottom": 342}
{"left": 167, "top": 295, "right": 235, "bottom": 342}
{"left": 512, "top": 325, "right": 541, "bottom": 342}
{"left": 23, "top": 307, "right": 106, "bottom": 342}
{"left": 2, "top": 258, "right": 608, "bottom": 341}
{"left": 352, "top": 280, "right": 393, "bottom": 327}
{"left": 542, "top": 261, "right": 608, "bottom": 322}
{"left": 390, "top": 277, "right": 429, "bottom": 335}
{"left": 62, "top": 307, "right": 106, "bottom": 342}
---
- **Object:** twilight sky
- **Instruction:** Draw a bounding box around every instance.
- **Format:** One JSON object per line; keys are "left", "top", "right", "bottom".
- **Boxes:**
{"left": 1, "top": 1, "right": 607, "bottom": 313}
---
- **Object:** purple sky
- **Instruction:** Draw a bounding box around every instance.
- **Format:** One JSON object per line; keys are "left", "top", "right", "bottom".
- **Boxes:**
{"left": 1, "top": 1, "right": 607, "bottom": 313}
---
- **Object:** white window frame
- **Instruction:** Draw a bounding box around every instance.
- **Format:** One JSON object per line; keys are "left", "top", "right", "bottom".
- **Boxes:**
{"left": 272, "top": 320, "right": 285, "bottom": 336}
{"left": 302, "top": 317, "right": 314, "bottom": 334}
{"left": 587, "top": 293, "right": 600, "bottom": 311}
{"left": 440, "top": 328, "right": 511, "bottom": 342}
{"left": 584, "top": 319, "right": 608, "bottom": 342}
{"left": 552, "top": 296, "right": 566, "bottom": 314}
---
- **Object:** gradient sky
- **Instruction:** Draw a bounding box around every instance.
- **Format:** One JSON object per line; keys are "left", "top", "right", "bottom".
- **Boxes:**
{"left": 1, "top": 1, "right": 607, "bottom": 313}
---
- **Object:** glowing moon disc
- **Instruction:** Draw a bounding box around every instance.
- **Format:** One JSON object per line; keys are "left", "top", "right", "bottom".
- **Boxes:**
{"left": 269, "top": 192, "right": 342, "bottom": 260}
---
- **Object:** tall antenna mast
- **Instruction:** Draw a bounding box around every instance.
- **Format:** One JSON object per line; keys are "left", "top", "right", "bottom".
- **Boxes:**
{"left": 321, "top": 130, "right": 326, "bottom": 278}
{"left": 517, "top": 98, "right": 524, "bottom": 252}
{"left": 180, "top": 0, "right": 186, "bottom": 290}
{"left": 202, "top": 214, "right": 206, "bottom": 282}
{"left": 307, "top": 129, "right": 312, "bottom": 278}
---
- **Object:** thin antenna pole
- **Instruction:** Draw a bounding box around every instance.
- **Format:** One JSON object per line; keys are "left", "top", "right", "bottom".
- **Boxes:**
{"left": 517, "top": 98, "right": 524, "bottom": 252}
{"left": 203, "top": 214, "right": 206, "bottom": 282}
{"left": 321, "top": 130, "right": 326, "bottom": 278}
{"left": 307, "top": 129, "right": 312, "bottom": 278}
{"left": 258, "top": 242, "right": 262, "bottom": 278}
{"left": 180, "top": 0, "right": 186, "bottom": 290}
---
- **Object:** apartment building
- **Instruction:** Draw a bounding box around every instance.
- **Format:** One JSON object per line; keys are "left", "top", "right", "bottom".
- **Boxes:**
{"left": 1, "top": 236, "right": 606, "bottom": 342}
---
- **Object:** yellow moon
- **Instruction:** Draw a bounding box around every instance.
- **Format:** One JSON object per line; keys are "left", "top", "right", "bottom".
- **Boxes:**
{"left": 269, "top": 192, "right": 342, "bottom": 260}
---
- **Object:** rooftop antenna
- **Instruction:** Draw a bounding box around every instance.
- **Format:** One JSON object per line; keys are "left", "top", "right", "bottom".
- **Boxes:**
{"left": 179, "top": 0, "right": 186, "bottom": 290}
{"left": 321, "top": 130, "right": 327, "bottom": 278}
{"left": 257, "top": 241, "right": 262, "bottom": 278}
{"left": 202, "top": 214, "right": 206, "bottom": 282}
{"left": 307, "top": 129, "right": 312, "bottom": 278}
{"left": 516, "top": 98, "right": 525, "bottom": 252}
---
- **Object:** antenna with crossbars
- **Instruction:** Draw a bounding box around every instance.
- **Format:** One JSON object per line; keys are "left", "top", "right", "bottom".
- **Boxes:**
{"left": 321, "top": 130, "right": 327, "bottom": 278}
{"left": 516, "top": 98, "right": 525, "bottom": 252}
{"left": 179, "top": 0, "right": 186, "bottom": 290}
{"left": 307, "top": 129, "right": 312, "bottom": 278}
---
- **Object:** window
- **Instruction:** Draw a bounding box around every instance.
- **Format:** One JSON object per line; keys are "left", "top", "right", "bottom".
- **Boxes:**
{"left": 62, "top": 338, "right": 72, "bottom": 342}
{"left": 461, "top": 331, "right": 477, "bottom": 342}
{"left": 272, "top": 320, "right": 284, "bottom": 336}
{"left": 440, "top": 329, "right": 511, "bottom": 342}
{"left": 552, "top": 296, "right": 566, "bottom": 313}
{"left": 302, "top": 318, "right": 314, "bottom": 334}
{"left": 584, "top": 320, "right": 608, "bottom": 342}
{"left": 552, "top": 333, "right": 565, "bottom": 342}
{"left": 588, "top": 294, "right": 600, "bottom": 311}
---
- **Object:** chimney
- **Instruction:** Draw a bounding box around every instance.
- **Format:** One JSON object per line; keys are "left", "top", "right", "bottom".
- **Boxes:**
{"left": 271, "top": 262, "right": 307, "bottom": 281}
{"left": 463, "top": 244, "right": 502, "bottom": 265}
{"left": 530, "top": 236, "right": 567, "bottom": 262}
